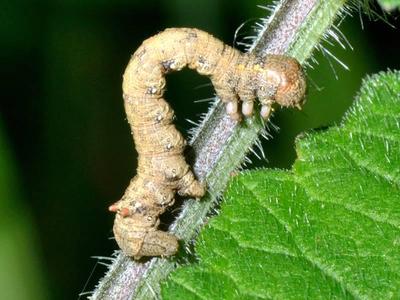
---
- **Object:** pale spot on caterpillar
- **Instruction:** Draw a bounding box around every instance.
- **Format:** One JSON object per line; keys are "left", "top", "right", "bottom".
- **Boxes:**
{"left": 109, "top": 28, "right": 306, "bottom": 259}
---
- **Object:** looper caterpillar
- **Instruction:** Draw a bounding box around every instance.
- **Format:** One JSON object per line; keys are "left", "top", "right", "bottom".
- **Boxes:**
{"left": 109, "top": 28, "right": 306, "bottom": 259}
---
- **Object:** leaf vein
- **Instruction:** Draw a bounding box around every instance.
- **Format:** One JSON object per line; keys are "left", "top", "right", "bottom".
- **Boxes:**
{"left": 169, "top": 276, "right": 208, "bottom": 300}
{"left": 241, "top": 182, "right": 361, "bottom": 299}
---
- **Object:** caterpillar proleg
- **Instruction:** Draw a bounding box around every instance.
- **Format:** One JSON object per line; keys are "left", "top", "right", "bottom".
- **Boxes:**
{"left": 109, "top": 28, "right": 306, "bottom": 259}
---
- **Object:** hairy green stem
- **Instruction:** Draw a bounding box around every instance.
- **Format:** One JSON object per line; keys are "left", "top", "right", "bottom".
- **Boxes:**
{"left": 91, "top": 0, "right": 349, "bottom": 299}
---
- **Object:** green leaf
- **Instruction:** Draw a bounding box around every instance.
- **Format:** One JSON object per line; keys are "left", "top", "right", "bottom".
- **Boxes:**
{"left": 161, "top": 71, "right": 400, "bottom": 300}
{"left": 377, "top": 0, "right": 400, "bottom": 11}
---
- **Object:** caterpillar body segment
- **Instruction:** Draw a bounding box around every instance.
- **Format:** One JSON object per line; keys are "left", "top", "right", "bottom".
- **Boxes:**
{"left": 110, "top": 28, "right": 306, "bottom": 258}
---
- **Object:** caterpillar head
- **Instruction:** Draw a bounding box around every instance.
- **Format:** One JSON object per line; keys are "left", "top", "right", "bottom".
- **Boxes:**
{"left": 258, "top": 55, "right": 306, "bottom": 110}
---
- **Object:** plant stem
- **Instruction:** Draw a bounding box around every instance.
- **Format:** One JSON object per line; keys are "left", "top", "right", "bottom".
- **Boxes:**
{"left": 91, "top": 0, "right": 349, "bottom": 299}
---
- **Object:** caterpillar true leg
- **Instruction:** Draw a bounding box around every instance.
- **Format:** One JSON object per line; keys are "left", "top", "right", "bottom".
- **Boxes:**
{"left": 109, "top": 28, "right": 306, "bottom": 259}
{"left": 241, "top": 100, "right": 254, "bottom": 117}
{"left": 226, "top": 99, "right": 240, "bottom": 120}
{"left": 260, "top": 99, "right": 275, "bottom": 120}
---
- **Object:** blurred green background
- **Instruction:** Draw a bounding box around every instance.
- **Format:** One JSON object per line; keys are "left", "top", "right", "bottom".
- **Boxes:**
{"left": 0, "top": 0, "right": 399, "bottom": 299}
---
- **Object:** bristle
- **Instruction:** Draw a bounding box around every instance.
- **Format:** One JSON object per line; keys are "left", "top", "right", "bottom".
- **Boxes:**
{"left": 194, "top": 96, "right": 215, "bottom": 103}
{"left": 186, "top": 118, "right": 200, "bottom": 126}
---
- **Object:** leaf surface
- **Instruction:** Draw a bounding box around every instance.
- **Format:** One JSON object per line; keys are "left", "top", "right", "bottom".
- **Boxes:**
{"left": 162, "top": 71, "right": 400, "bottom": 299}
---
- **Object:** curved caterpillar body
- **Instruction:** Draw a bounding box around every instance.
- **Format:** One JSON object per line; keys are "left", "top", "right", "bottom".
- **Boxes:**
{"left": 109, "top": 28, "right": 306, "bottom": 259}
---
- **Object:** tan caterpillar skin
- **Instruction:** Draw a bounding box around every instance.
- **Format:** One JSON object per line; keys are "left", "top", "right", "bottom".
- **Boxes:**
{"left": 109, "top": 28, "right": 306, "bottom": 259}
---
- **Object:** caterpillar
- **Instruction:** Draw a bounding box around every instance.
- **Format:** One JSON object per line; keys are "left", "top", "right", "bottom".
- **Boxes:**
{"left": 109, "top": 28, "right": 306, "bottom": 259}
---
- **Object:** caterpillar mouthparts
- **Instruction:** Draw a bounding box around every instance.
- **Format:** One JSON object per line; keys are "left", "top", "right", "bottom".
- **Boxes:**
{"left": 109, "top": 28, "right": 306, "bottom": 259}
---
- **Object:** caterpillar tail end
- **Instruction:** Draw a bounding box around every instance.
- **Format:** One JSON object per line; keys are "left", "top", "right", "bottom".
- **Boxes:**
{"left": 114, "top": 226, "right": 179, "bottom": 259}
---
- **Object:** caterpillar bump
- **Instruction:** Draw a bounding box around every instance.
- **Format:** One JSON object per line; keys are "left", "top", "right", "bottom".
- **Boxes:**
{"left": 109, "top": 28, "right": 306, "bottom": 259}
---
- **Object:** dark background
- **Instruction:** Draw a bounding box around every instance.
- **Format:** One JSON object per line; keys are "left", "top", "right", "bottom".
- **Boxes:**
{"left": 0, "top": 0, "right": 399, "bottom": 299}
